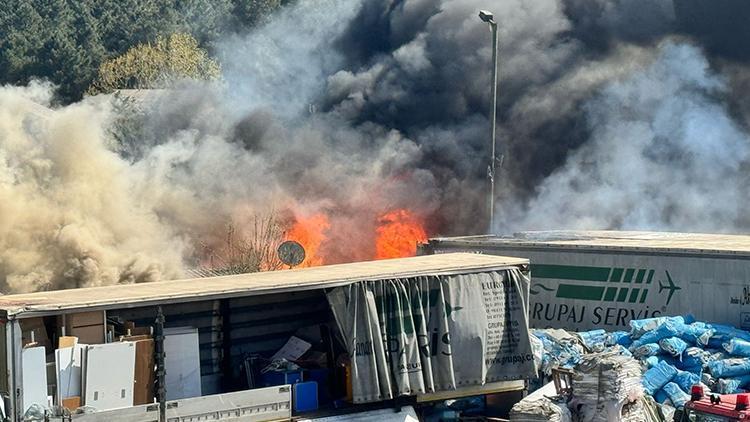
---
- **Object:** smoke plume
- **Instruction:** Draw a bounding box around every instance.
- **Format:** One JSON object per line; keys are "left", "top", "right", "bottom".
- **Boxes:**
{"left": 2, "top": 0, "right": 750, "bottom": 291}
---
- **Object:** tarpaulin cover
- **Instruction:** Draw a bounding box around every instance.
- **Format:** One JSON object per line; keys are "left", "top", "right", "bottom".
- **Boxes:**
{"left": 642, "top": 361, "right": 678, "bottom": 395}
{"left": 724, "top": 338, "right": 750, "bottom": 357}
{"left": 327, "top": 268, "right": 535, "bottom": 403}
{"left": 660, "top": 337, "right": 688, "bottom": 357}
{"left": 709, "top": 358, "right": 750, "bottom": 378}
{"left": 662, "top": 382, "right": 689, "bottom": 408}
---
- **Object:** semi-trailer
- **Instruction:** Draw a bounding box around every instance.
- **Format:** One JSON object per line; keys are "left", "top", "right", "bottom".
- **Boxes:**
{"left": 420, "top": 230, "right": 750, "bottom": 331}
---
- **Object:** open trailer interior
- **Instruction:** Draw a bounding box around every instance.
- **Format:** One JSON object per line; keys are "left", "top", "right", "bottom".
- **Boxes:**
{"left": 0, "top": 253, "right": 534, "bottom": 421}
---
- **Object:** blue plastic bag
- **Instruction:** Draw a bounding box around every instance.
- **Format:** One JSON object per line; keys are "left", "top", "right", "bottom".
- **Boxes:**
{"left": 630, "top": 316, "right": 686, "bottom": 339}
{"left": 724, "top": 338, "right": 750, "bottom": 357}
{"left": 577, "top": 329, "right": 607, "bottom": 352}
{"left": 707, "top": 324, "right": 750, "bottom": 349}
{"left": 673, "top": 370, "right": 700, "bottom": 392}
{"left": 663, "top": 382, "right": 690, "bottom": 408}
{"left": 654, "top": 389, "right": 669, "bottom": 404}
{"left": 660, "top": 337, "right": 689, "bottom": 357}
{"left": 709, "top": 358, "right": 750, "bottom": 378}
{"left": 607, "top": 331, "right": 633, "bottom": 347}
{"left": 680, "top": 322, "right": 714, "bottom": 346}
{"left": 717, "top": 375, "right": 750, "bottom": 394}
{"left": 631, "top": 320, "right": 682, "bottom": 348}
{"left": 632, "top": 343, "right": 661, "bottom": 359}
{"left": 642, "top": 360, "right": 678, "bottom": 395}
{"left": 681, "top": 347, "right": 711, "bottom": 370}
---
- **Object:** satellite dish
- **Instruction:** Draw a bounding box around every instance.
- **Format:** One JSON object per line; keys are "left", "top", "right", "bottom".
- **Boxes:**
{"left": 278, "top": 240, "right": 305, "bottom": 267}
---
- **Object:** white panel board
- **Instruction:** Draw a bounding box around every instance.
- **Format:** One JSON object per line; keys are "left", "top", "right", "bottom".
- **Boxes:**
{"left": 65, "top": 386, "right": 291, "bottom": 422}
{"left": 83, "top": 342, "right": 135, "bottom": 411}
{"left": 164, "top": 327, "right": 201, "bottom": 400}
{"left": 56, "top": 344, "right": 84, "bottom": 402}
{"left": 22, "top": 346, "right": 48, "bottom": 413}
{"left": 165, "top": 386, "right": 291, "bottom": 421}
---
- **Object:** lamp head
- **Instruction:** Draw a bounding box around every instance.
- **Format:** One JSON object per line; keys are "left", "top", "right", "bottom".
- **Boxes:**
{"left": 479, "top": 10, "right": 495, "bottom": 23}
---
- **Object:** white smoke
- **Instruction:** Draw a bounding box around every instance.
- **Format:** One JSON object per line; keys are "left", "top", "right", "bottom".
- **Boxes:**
{"left": 505, "top": 41, "right": 750, "bottom": 232}
{"left": 0, "top": 82, "right": 185, "bottom": 292}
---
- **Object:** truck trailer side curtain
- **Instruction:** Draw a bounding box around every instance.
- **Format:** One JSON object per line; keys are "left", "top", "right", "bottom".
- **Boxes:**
{"left": 326, "top": 268, "right": 535, "bottom": 403}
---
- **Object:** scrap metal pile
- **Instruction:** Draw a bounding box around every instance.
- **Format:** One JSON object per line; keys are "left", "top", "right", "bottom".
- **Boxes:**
{"left": 518, "top": 315, "right": 750, "bottom": 421}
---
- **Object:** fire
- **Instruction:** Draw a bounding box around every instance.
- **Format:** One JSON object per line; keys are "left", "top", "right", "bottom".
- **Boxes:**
{"left": 375, "top": 209, "right": 428, "bottom": 259}
{"left": 285, "top": 213, "right": 330, "bottom": 267}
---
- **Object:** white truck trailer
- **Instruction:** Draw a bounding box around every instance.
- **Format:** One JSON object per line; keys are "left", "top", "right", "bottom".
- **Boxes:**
{"left": 420, "top": 230, "right": 750, "bottom": 331}
{"left": 0, "top": 253, "right": 533, "bottom": 421}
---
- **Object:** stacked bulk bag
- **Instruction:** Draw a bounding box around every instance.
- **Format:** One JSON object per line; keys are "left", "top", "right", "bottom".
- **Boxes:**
{"left": 573, "top": 351, "right": 643, "bottom": 422}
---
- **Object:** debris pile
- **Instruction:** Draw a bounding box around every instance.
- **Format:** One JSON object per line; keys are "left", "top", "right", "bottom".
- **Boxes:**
{"left": 509, "top": 381, "right": 572, "bottom": 422}
{"left": 531, "top": 315, "right": 750, "bottom": 415}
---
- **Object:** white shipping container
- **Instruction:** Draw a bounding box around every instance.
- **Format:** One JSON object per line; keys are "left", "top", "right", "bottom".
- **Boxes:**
{"left": 420, "top": 230, "right": 750, "bottom": 331}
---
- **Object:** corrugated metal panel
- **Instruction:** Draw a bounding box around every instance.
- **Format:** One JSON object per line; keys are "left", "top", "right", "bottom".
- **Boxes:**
{"left": 428, "top": 231, "right": 750, "bottom": 256}
{"left": 0, "top": 253, "right": 527, "bottom": 317}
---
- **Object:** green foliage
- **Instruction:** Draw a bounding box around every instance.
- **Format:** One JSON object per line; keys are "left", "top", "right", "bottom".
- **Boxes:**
{"left": 0, "top": 0, "right": 106, "bottom": 102}
{"left": 88, "top": 33, "right": 221, "bottom": 95}
{"left": 233, "top": 0, "right": 282, "bottom": 28}
{"left": 0, "top": 0, "right": 288, "bottom": 103}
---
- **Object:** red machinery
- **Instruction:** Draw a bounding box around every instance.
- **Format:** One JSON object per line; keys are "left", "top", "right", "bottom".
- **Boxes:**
{"left": 681, "top": 385, "right": 750, "bottom": 421}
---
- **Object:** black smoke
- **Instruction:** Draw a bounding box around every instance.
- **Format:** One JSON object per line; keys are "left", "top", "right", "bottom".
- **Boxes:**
{"left": 4, "top": 0, "right": 750, "bottom": 292}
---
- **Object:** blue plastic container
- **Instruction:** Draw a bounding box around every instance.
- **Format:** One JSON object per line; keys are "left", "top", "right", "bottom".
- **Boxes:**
{"left": 293, "top": 381, "right": 319, "bottom": 413}
{"left": 260, "top": 370, "right": 303, "bottom": 387}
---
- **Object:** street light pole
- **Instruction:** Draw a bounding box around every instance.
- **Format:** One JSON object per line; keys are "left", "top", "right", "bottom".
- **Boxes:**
{"left": 479, "top": 10, "right": 499, "bottom": 234}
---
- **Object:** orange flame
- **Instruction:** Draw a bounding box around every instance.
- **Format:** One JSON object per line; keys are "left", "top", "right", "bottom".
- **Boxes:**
{"left": 375, "top": 209, "right": 428, "bottom": 260}
{"left": 285, "top": 213, "right": 330, "bottom": 267}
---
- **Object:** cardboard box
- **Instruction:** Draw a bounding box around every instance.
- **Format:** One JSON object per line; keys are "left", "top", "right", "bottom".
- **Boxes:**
{"left": 62, "top": 396, "right": 81, "bottom": 411}
{"left": 59, "top": 312, "right": 105, "bottom": 344}
{"left": 69, "top": 325, "right": 104, "bottom": 345}
{"left": 59, "top": 336, "right": 77, "bottom": 348}
{"left": 66, "top": 312, "right": 102, "bottom": 328}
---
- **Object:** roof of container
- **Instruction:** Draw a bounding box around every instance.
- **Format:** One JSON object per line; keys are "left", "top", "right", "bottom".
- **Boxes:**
{"left": 0, "top": 253, "right": 526, "bottom": 318}
{"left": 427, "top": 230, "right": 750, "bottom": 256}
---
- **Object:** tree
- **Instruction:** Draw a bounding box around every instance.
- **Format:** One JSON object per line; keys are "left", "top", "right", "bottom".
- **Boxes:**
{"left": 0, "top": 0, "right": 105, "bottom": 102}
{"left": 87, "top": 32, "right": 221, "bottom": 95}
{"left": 197, "top": 215, "right": 285, "bottom": 274}
{"left": 232, "top": 0, "right": 282, "bottom": 28}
